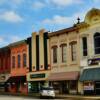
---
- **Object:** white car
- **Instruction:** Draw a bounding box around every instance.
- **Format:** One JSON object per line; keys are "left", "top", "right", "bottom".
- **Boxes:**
{"left": 40, "top": 87, "right": 55, "bottom": 98}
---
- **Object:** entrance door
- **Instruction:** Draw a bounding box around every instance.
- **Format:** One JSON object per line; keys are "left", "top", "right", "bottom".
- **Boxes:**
{"left": 95, "top": 81, "right": 100, "bottom": 95}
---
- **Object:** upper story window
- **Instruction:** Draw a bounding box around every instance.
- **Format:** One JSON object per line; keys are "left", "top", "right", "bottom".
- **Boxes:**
{"left": 60, "top": 44, "right": 67, "bottom": 63}
{"left": 52, "top": 46, "right": 57, "bottom": 64}
{"left": 0, "top": 59, "right": 1, "bottom": 68}
{"left": 18, "top": 55, "right": 21, "bottom": 68}
{"left": 12, "top": 56, "right": 15, "bottom": 68}
{"left": 82, "top": 37, "right": 88, "bottom": 56}
{"left": 70, "top": 42, "right": 77, "bottom": 61}
{"left": 94, "top": 32, "right": 100, "bottom": 54}
{"left": 23, "top": 53, "right": 27, "bottom": 67}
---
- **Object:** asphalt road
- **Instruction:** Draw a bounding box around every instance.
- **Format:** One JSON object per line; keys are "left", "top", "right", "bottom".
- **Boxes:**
{"left": 0, "top": 95, "right": 40, "bottom": 100}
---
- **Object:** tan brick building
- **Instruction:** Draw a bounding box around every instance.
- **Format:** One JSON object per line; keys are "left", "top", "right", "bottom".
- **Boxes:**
{"left": 48, "top": 8, "right": 100, "bottom": 95}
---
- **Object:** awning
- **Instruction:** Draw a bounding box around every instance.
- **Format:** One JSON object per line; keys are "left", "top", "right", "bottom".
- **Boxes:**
{"left": 7, "top": 76, "right": 26, "bottom": 83}
{"left": 0, "top": 74, "right": 10, "bottom": 83}
{"left": 79, "top": 68, "right": 100, "bottom": 82}
{"left": 48, "top": 71, "right": 79, "bottom": 81}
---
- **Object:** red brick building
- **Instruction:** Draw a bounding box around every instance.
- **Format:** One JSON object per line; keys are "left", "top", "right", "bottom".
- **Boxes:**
{"left": 0, "top": 46, "right": 11, "bottom": 92}
{"left": 7, "top": 40, "right": 28, "bottom": 94}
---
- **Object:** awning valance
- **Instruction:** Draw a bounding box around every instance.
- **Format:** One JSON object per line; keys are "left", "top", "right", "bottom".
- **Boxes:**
{"left": 48, "top": 71, "right": 79, "bottom": 81}
{"left": 79, "top": 68, "right": 100, "bottom": 82}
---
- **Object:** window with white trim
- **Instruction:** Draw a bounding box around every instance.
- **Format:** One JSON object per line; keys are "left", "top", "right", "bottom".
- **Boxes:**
{"left": 52, "top": 46, "right": 57, "bottom": 64}
{"left": 94, "top": 32, "right": 100, "bottom": 54}
{"left": 61, "top": 44, "right": 67, "bottom": 63}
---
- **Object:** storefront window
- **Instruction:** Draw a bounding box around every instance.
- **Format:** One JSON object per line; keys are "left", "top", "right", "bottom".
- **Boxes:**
{"left": 69, "top": 81, "right": 77, "bottom": 90}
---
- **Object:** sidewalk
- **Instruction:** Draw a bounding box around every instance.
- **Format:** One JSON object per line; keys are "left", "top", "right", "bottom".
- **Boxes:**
{"left": 1, "top": 92, "right": 100, "bottom": 99}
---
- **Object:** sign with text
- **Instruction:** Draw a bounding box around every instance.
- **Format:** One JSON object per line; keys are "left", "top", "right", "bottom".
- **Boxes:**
{"left": 30, "top": 73, "right": 45, "bottom": 79}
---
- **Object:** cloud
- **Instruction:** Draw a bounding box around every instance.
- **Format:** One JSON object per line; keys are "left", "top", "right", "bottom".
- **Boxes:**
{"left": 42, "top": 11, "right": 86, "bottom": 25}
{"left": 11, "top": 0, "right": 24, "bottom": 5}
{"left": 93, "top": 0, "right": 100, "bottom": 3}
{"left": 0, "top": 35, "right": 22, "bottom": 47}
{"left": 42, "top": 15, "right": 70, "bottom": 24}
{"left": 48, "top": 0, "right": 83, "bottom": 7}
{"left": 0, "top": 11, "right": 23, "bottom": 23}
{"left": 0, "top": 37, "right": 4, "bottom": 42}
{"left": 32, "top": 1, "right": 45, "bottom": 10}
{"left": 41, "top": 10, "right": 87, "bottom": 31}
{"left": 10, "top": 36, "right": 21, "bottom": 42}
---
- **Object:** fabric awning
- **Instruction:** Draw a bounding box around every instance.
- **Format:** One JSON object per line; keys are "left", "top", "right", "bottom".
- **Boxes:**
{"left": 7, "top": 76, "right": 26, "bottom": 83}
{"left": 48, "top": 71, "right": 79, "bottom": 81}
{"left": 79, "top": 68, "right": 100, "bottom": 82}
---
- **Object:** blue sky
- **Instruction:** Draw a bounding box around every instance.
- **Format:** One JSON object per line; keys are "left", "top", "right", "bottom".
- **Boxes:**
{"left": 0, "top": 0, "right": 100, "bottom": 47}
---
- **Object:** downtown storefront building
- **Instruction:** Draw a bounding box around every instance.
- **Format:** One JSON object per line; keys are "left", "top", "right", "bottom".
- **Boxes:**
{"left": 78, "top": 8, "right": 100, "bottom": 95}
{"left": 7, "top": 40, "right": 28, "bottom": 94}
{"left": 0, "top": 46, "right": 11, "bottom": 92}
{"left": 27, "top": 29, "right": 51, "bottom": 93}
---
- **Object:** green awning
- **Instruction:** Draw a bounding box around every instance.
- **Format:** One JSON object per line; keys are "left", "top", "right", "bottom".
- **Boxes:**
{"left": 79, "top": 68, "right": 100, "bottom": 82}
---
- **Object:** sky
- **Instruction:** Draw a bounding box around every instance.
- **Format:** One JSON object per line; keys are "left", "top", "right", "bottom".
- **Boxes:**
{"left": 0, "top": 0, "right": 100, "bottom": 47}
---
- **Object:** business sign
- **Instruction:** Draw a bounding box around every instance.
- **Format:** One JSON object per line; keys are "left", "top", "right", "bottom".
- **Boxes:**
{"left": 84, "top": 85, "right": 94, "bottom": 90}
{"left": 30, "top": 73, "right": 45, "bottom": 79}
{"left": 88, "top": 58, "right": 100, "bottom": 65}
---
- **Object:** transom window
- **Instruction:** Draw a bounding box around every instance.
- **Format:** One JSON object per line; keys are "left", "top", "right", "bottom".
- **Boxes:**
{"left": 94, "top": 32, "right": 100, "bottom": 54}
{"left": 60, "top": 44, "right": 67, "bottom": 63}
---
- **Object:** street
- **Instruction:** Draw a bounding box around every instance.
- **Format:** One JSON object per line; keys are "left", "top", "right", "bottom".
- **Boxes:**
{"left": 0, "top": 95, "right": 39, "bottom": 100}
{"left": 0, "top": 94, "right": 100, "bottom": 100}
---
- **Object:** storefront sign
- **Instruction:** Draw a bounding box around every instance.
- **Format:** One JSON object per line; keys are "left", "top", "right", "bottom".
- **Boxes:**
{"left": 30, "top": 73, "right": 45, "bottom": 79}
{"left": 83, "top": 82, "right": 94, "bottom": 91}
{"left": 84, "top": 85, "right": 94, "bottom": 90}
{"left": 88, "top": 58, "right": 100, "bottom": 65}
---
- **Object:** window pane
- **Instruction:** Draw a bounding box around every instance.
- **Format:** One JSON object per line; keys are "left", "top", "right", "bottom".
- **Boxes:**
{"left": 94, "top": 33, "right": 100, "bottom": 54}
{"left": 71, "top": 43, "right": 76, "bottom": 61}
{"left": 18, "top": 55, "right": 21, "bottom": 68}
{"left": 82, "top": 37, "right": 88, "bottom": 56}
{"left": 61, "top": 45, "right": 67, "bottom": 63}
{"left": 12, "top": 56, "right": 15, "bottom": 68}
{"left": 53, "top": 47, "right": 57, "bottom": 63}
{"left": 23, "top": 54, "right": 26, "bottom": 67}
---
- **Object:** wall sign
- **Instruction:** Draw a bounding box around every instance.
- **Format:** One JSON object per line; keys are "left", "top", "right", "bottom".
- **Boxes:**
{"left": 30, "top": 73, "right": 45, "bottom": 79}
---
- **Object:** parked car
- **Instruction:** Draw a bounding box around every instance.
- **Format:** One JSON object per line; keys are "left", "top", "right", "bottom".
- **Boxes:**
{"left": 40, "top": 86, "right": 55, "bottom": 98}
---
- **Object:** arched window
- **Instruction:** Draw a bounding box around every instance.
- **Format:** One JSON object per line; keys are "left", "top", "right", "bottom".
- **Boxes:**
{"left": 94, "top": 32, "right": 100, "bottom": 54}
